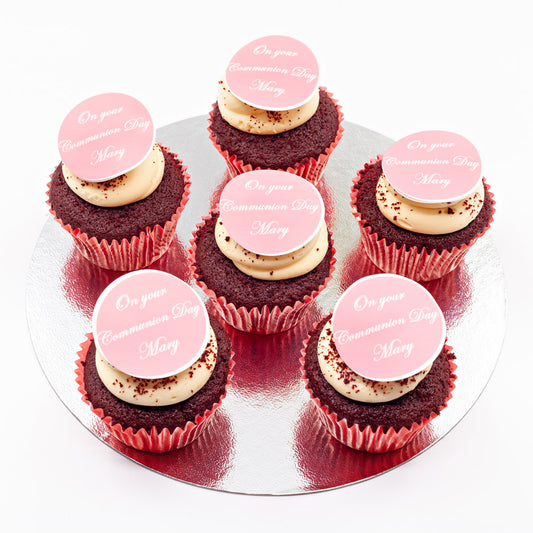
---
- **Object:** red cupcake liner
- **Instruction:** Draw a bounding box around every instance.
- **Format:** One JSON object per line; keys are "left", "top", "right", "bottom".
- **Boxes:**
{"left": 188, "top": 212, "right": 337, "bottom": 335}
{"left": 300, "top": 323, "right": 457, "bottom": 453}
{"left": 350, "top": 155, "right": 496, "bottom": 282}
{"left": 75, "top": 334, "right": 235, "bottom": 453}
{"left": 46, "top": 145, "right": 191, "bottom": 272}
{"left": 207, "top": 87, "right": 344, "bottom": 186}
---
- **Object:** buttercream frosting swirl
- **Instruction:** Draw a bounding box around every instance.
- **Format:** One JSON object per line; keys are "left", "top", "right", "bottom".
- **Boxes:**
{"left": 217, "top": 79, "right": 319, "bottom": 135}
{"left": 62, "top": 143, "right": 165, "bottom": 207}
{"left": 376, "top": 175, "right": 485, "bottom": 235}
{"left": 95, "top": 327, "right": 217, "bottom": 407}
{"left": 214, "top": 217, "right": 328, "bottom": 280}
{"left": 318, "top": 319, "right": 431, "bottom": 403}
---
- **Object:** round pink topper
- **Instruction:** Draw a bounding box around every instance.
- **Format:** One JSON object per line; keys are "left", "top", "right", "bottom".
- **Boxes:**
{"left": 219, "top": 170, "right": 325, "bottom": 256}
{"left": 382, "top": 131, "right": 482, "bottom": 204}
{"left": 331, "top": 274, "right": 445, "bottom": 381}
{"left": 92, "top": 271, "right": 209, "bottom": 379}
{"left": 225, "top": 35, "right": 319, "bottom": 111}
{"left": 58, "top": 93, "right": 155, "bottom": 182}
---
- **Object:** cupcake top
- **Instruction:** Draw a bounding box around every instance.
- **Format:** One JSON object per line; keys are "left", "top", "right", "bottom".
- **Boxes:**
{"left": 57, "top": 92, "right": 166, "bottom": 208}
{"left": 378, "top": 131, "right": 485, "bottom": 235}
{"left": 320, "top": 274, "right": 446, "bottom": 403}
{"left": 92, "top": 270, "right": 216, "bottom": 407}
{"left": 218, "top": 35, "right": 321, "bottom": 135}
{"left": 214, "top": 169, "right": 328, "bottom": 280}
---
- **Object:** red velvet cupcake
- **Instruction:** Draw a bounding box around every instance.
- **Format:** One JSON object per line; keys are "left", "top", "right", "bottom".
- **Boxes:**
{"left": 189, "top": 170, "right": 336, "bottom": 334}
{"left": 75, "top": 270, "right": 234, "bottom": 453}
{"left": 47, "top": 93, "right": 190, "bottom": 271}
{"left": 207, "top": 36, "right": 343, "bottom": 186}
{"left": 301, "top": 274, "right": 456, "bottom": 453}
{"left": 351, "top": 131, "right": 495, "bottom": 281}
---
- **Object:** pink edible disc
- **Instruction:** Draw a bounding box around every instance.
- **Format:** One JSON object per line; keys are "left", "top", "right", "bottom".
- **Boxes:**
{"left": 225, "top": 35, "right": 319, "bottom": 111}
{"left": 92, "top": 271, "right": 209, "bottom": 379}
{"left": 58, "top": 93, "right": 155, "bottom": 182}
{"left": 219, "top": 170, "right": 325, "bottom": 256}
{"left": 382, "top": 130, "right": 482, "bottom": 204}
{"left": 331, "top": 274, "right": 446, "bottom": 381}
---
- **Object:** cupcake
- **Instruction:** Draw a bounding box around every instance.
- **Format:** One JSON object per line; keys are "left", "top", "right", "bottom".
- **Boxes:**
{"left": 301, "top": 274, "right": 456, "bottom": 453}
{"left": 208, "top": 35, "right": 343, "bottom": 186}
{"left": 351, "top": 131, "right": 495, "bottom": 281}
{"left": 189, "top": 170, "right": 336, "bottom": 334}
{"left": 75, "top": 270, "right": 234, "bottom": 453}
{"left": 47, "top": 93, "right": 190, "bottom": 271}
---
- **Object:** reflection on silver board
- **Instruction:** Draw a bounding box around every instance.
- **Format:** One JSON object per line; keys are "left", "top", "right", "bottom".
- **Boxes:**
{"left": 26, "top": 117, "right": 506, "bottom": 495}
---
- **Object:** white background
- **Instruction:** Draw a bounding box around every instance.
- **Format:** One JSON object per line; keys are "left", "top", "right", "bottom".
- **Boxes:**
{"left": 2, "top": 1, "right": 531, "bottom": 531}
